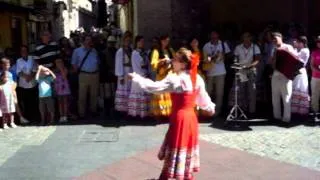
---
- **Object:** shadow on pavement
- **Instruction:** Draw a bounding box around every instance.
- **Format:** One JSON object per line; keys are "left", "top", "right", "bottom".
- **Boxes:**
{"left": 206, "top": 113, "right": 313, "bottom": 131}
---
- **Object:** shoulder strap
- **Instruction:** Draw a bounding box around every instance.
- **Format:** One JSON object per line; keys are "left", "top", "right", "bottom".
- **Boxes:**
{"left": 252, "top": 44, "right": 256, "bottom": 60}
{"left": 78, "top": 49, "right": 92, "bottom": 73}
{"left": 221, "top": 41, "right": 225, "bottom": 54}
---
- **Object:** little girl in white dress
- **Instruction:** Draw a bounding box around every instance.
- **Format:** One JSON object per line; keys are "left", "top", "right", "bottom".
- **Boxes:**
{"left": 0, "top": 71, "right": 17, "bottom": 129}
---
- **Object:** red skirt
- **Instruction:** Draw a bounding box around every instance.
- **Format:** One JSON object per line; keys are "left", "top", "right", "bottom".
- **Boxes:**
{"left": 158, "top": 94, "right": 200, "bottom": 179}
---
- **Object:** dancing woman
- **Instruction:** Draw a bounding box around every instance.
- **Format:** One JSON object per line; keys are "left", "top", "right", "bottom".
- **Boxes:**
{"left": 129, "top": 48, "right": 215, "bottom": 180}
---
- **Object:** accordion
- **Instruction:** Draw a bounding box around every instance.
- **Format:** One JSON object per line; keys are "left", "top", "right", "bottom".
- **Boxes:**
{"left": 275, "top": 49, "right": 304, "bottom": 80}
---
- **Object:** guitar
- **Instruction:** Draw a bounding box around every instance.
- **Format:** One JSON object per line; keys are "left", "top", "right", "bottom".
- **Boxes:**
{"left": 202, "top": 52, "right": 223, "bottom": 71}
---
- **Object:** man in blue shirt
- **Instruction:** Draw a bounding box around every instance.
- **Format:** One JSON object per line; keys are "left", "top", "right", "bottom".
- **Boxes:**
{"left": 72, "top": 35, "right": 100, "bottom": 118}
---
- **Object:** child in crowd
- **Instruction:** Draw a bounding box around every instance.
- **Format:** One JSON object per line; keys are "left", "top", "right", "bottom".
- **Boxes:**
{"left": 36, "top": 65, "right": 56, "bottom": 125}
{"left": 0, "top": 57, "right": 27, "bottom": 124}
{"left": 0, "top": 58, "right": 13, "bottom": 80}
{"left": 55, "top": 59, "right": 70, "bottom": 123}
{"left": 0, "top": 71, "right": 17, "bottom": 129}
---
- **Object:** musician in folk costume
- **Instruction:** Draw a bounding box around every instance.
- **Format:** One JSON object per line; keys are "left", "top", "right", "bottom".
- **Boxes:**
{"left": 271, "top": 32, "right": 299, "bottom": 123}
{"left": 129, "top": 48, "right": 215, "bottom": 180}
{"left": 114, "top": 34, "right": 133, "bottom": 113}
{"left": 229, "top": 32, "right": 261, "bottom": 115}
{"left": 150, "top": 35, "right": 174, "bottom": 120}
{"left": 127, "top": 36, "right": 151, "bottom": 119}
{"left": 202, "top": 31, "right": 231, "bottom": 116}
{"left": 291, "top": 36, "right": 310, "bottom": 117}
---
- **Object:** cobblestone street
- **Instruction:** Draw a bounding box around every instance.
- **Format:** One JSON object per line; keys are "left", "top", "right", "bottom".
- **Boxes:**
{"left": 0, "top": 126, "right": 56, "bottom": 166}
{"left": 201, "top": 126, "right": 320, "bottom": 171}
{"left": 0, "top": 118, "right": 319, "bottom": 179}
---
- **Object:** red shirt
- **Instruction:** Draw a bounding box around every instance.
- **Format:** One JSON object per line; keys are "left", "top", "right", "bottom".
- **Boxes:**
{"left": 311, "top": 50, "right": 320, "bottom": 78}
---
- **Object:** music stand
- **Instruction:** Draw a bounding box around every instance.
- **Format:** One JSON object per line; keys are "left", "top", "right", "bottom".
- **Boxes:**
{"left": 224, "top": 63, "right": 248, "bottom": 128}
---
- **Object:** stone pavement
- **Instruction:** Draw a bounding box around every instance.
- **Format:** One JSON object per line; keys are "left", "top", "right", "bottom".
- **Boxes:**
{"left": 77, "top": 141, "right": 320, "bottom": 180}
{"left": 0, "top": 126, "right": 56, "bottom": 166}
{"left": 0, "top": 117, "right": 319, "bottom": 179}
{"left": 200, "top": 126, "right": 320, "bottom": 171}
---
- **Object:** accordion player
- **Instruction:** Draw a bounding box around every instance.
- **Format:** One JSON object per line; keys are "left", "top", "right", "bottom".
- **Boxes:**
{"left": 275, "top": 49, "right": 304, "bottom": 80}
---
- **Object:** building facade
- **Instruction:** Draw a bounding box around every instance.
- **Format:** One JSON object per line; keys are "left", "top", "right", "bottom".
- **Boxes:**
{"left": 52, "top": 0, "right": 97, "bottom": 40}
{"left": 121, "top": 0, "right": 320, "bottom": 47}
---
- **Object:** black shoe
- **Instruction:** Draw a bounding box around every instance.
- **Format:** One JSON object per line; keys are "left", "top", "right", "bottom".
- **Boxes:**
{"left": 91, "top": 112, "right": 100, "bottom": 118}
{"left": 278, "top": 120, "right": 290, "bottom": 128}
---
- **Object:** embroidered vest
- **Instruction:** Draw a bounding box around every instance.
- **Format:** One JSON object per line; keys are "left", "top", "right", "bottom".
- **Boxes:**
{"left": 123, "top": 47, "right": 132, "bottom": 67}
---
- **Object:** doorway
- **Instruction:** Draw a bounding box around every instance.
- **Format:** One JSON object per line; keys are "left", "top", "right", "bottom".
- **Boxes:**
{"left": 11, "top": 17, "right": 23, "bottom": 52}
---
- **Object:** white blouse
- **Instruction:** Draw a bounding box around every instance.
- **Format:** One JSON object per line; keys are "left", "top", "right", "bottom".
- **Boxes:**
{"left": 131, "top": 49, "right": 149, "bottom": 77}
{"left": 131, "top": 72, "right": 215, "bottom": 112}
{"left": 115, "top": 48, "right": 132, "bottom": 77}
{"left": 296, "top": 48, "right": 310, "bottom": 67}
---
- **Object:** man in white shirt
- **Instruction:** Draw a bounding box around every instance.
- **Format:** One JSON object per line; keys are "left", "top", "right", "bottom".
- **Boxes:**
{"left": 16, "top": 45, "right": 38, "bottom": 124}
{"left": 202, "top": 31, "right": 231, "bottom": 116}
{"left": 271, "top": 32, "right": 298, "bottom": 123}
{"left": 233, "top": 32, "right": 261, "bottom": 115}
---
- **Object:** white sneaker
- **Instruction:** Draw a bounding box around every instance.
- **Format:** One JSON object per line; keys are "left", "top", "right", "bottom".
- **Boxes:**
{"left": 282, "top": 118, "right": 291, "bottom": 123}
{"left": 59, "top": 117, "right": 68, "bottom": 123}
{"left": 10, "top": 123, "right": 17, "bottom": 128}
{"left": 20, "top": 117, "right": 29, "bottom": 124}
{"left": 63, "top": 116, "right": 68, "bottom": 122}
{"left": 3, "top": 124, "right": 9, "bottom": 129}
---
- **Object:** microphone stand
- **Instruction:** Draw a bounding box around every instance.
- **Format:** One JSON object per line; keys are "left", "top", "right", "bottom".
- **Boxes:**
{"left": 225, "top": 57, "right": 248, "bottom": 129}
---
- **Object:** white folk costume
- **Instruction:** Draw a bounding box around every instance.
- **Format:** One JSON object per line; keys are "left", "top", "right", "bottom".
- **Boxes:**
{"left": 229, "top": 43, "right": 261, "bottom": 113}
{"left": 291, "top": 48, "right": 310, "bottom": 115}
{"left": 272, "top": 44, "right": 298, "bottom": 122}
{"left": 130, "top": 72, "right": 215, "bottom": 179}
{"left": 114, "top": 47, "right": 132, "bottom": 112}
{"left": 128, "top": 49, "right": 150, "bottom": 118}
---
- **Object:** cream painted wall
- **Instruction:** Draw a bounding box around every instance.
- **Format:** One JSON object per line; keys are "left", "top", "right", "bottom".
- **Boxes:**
{"left": 53, "top": 0, "right": 95, "bottom": 38}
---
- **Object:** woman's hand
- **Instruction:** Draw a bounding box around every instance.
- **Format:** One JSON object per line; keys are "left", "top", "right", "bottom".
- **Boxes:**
{"left": 127, "top": 72, "right": 136, "bottom": 80}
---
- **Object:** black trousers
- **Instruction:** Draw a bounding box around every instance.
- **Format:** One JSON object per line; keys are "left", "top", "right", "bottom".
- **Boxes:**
{"left": 262, "top": 65, "right": 274, "bottom": 116}
{"left": 17, "top": 87, "right": 40, "bottom": 123}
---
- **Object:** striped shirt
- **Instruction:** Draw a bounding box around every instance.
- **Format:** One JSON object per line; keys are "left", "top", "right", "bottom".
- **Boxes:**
{"left": 33, "top": 41, "right": 60, "bottom": 68}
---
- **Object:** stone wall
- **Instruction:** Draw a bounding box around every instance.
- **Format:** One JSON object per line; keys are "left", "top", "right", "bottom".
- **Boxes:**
{"left": 135, "top": 0, "right": 318, "bottom": 47}
{"left": 135, "top": 0, "right": 172, "bottom": 47}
